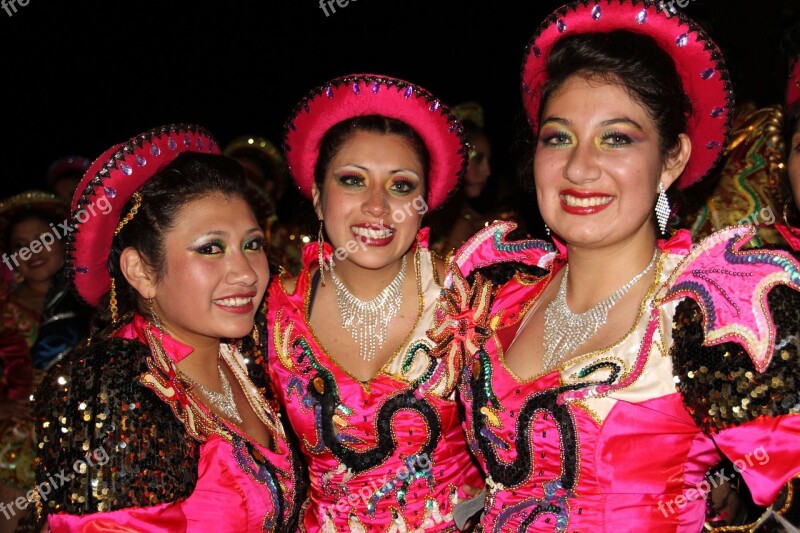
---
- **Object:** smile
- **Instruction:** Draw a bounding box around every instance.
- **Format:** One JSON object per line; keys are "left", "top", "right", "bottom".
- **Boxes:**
{"left": 351, "top": 225, "right": 394, "bottom": 239}
{"left": 212, "top": 297, "right": 253, "bottom": 307}
{"left": 560, "top": 194, "right": 614, "bottom": 207}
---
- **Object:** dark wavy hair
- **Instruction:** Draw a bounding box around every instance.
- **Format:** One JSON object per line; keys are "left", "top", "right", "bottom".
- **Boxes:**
{"left": 313, "top": 114, "right": 431, "bottom": 195}
{"left": 538, "top": 30, "right": 693, "bottom": 161}
{"left": 89, "top": 152, "right": 256, "bottom": 339}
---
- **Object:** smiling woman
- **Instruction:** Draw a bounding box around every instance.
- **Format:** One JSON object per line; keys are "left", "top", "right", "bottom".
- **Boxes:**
{"left": 430, "top": 1, "right": 800, "bottom": 531}
{"left": 23, "top": 124, "right": 304, "bottom": 532}
{"left": 267, "top": 74, "right": 483, "bottom": 531}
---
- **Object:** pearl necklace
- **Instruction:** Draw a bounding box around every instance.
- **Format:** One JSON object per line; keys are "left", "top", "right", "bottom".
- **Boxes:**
{"left": 330, "top": 254, "right": 407, "bottom": 362}
{"left": 180, "top": 361, "right": 243, "bottom": 424}
{"left": 541, "top": 249, "right": 658, "bottom": 371}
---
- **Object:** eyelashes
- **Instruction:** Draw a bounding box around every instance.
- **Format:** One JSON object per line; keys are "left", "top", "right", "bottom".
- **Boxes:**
{"left": 192, "top": 236, "right": 267, "bottom": 255}
{"left": 538, "top": 130, "right": 635, "bottom": 148}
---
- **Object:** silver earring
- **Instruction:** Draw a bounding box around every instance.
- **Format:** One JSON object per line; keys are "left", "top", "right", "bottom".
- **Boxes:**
{"left": 149, "top": 298, "right": 163, "bottom": 332}
{"left": 655, "top": 182, "right": 670, "bottom": 234}
{"left": 317, "top": 220, "right": 327, "bottom": 287}
{"left": 544, "top": 224, "right": 551, "bottom": 237}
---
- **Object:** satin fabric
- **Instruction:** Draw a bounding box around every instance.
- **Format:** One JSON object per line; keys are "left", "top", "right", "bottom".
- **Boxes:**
{"left": 269, "top": 233, "right": 483, "bottom": 532}
{"left": 456, "top": 229, "right": 800, "bottom": 531}
{"left": 47, "top": 315, "right": 296, "bottom": 532}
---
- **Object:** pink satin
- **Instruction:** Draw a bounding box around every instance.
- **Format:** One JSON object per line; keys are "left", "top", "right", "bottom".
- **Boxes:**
{"left": 775, "top": 224, "right": 800, "bottom": 252}
{"left": 269, "top": 234, "right": 482, "bottom": 531}
{"left": 49, "top": 501, "right": 187, "bottom": 532}
{"left": 48, "top": 316, "right": 295, "bottom": 532}
{"left": 454, "top": 227, "right": 800, "bottom": 531}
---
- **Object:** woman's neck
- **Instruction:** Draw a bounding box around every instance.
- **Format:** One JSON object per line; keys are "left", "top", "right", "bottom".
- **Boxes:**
{"left": 327, "top": 251, "right": 410, "bottom": 300}
{"left": 563, "top": 235, "right": 659, "bottom": 312}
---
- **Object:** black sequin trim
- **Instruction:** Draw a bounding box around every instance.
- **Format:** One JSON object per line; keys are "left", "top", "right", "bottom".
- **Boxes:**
{"left": 672, "top": 286, "right": 800, "bottom": 432}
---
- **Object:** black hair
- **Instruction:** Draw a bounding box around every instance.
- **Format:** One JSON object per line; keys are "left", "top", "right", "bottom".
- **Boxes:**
{"left": 3, "top": 209, "right": 63, "bottom": 251}
{"left": 313, "top": 115, "right": 430, "bottom": 195}
{"left": 538, "top": 30, "right": 693, "bottom": 161}
{"left": 90, "top": 152, "right": 256, "bottom": 338}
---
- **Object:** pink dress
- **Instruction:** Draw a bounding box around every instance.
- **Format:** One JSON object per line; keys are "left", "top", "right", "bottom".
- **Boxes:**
{"left": 32, "top": 314, "right": 303, "bottom": 532}
{"left": 429, "top": 222, "right": 800, "bottom": 532}
{"left": 267, "top": 230, "right": 483, "bottom": 531}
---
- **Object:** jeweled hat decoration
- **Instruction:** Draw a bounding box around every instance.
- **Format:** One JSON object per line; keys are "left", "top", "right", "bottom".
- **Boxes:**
{"left": 45, "top": 156, "right": 92, "bottom": 189}
{"left": 283, "top": 74, "right": 467, "bottom": 211}
{"left": 0, "top": 190, "right": 70, "bottom": 246}
{"left": 68, "top": 124, "right": 220, "bottom": 307}
{"left": 521, "top": 0, "right": 734, "bottom": 189}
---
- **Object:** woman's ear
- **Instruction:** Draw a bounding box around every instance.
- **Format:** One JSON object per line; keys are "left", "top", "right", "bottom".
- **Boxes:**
{"left": 119, "top": 247, "right": 157, "bottom": 300}
{"left": 660, "top": 133, "right": 692, "bottom": 190}
{"left": 311, "top": 183, "right": 324, "bottom": 221}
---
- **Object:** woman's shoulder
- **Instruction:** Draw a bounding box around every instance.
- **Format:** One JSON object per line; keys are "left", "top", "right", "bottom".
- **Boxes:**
{"left": 33, "top": 333, "right": 199, "bottom": 518}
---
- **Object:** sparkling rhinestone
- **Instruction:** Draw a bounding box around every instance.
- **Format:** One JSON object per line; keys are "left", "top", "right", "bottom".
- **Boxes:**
{"left": 532, "top": 44, "right": 541, "bottom": 58}
{"left": 183, "top": 135, "right": 191, "bottom": 147}
{"left": 168, "top": 138, "right": 178, "bottom": 150}
{"left": 150, "top": 144, "right": 161, "bottom": 157}
{"left": 119, "top": 163, "right": 132, "bottom": 176}
{"left": 404, "top": 86, "right": 413, "bottom": 98}
{"left": 371, "top": 81, "right": 380, "bottom": 93}
{"left": 325, "top": 86, "right": 334, "bottom": 98}
{"left": 196, "top": 138, "right": 203, "bottom": 150}
{"left": 352, "top": 82, "right": 360, "bottom": 95}
{"left": 429, "top": 100, "right": 440, "bottom": 112}
{"left": 592, "top": 5, "right": 601, "bottom": 19}
{"left": 556, "top": 19, "right": 566, "bottom": 32}
{"left": 701, "top": 68, "right": 716, "bottom": 80}
{"left": 75, "top": 266, "right": 88, "bottom": 274}
{"left": 103, "top": 186, "right": 117, "bottom": 198}
{"left": 676, "top": 33, "right": 688, "bottom": 47}
{"left": 706, "top": 140, "right": 721, "bottom": 149}
{"left": 710, "top": 107, "right": 725, "bottom": 118}
{"left": 135, "top": 155, "right": 147, "bottom": 167}
{"left": 636, "top": 9, "right": 647, "bottom": 24}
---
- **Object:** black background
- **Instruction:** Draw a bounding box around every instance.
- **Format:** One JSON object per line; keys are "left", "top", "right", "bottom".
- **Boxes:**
{"left": 1, "top": 0, "right": 798, "bottom": 215}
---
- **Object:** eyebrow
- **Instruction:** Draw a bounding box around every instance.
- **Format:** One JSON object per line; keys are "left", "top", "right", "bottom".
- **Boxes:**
{"left": 196, "top": 228, "right": 263, "bottom": 238}
{"left": 337, "top": 164, "right": 421, "bottom": 179}
{"left": 541, "top": 117, "right": 644, "bottom": 131}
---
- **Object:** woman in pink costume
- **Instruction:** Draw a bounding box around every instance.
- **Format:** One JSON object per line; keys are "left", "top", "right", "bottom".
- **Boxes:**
{"left": 27, "top": 124, "right": 303, "bottom": 532}
{"left": 267, "top": 74, "right": 483, "bottom": 531}
{"left": 429, "top": 1, "right": 800, "bottom": 531}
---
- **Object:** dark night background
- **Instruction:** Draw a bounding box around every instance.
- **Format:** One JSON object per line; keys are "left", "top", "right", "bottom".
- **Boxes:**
{"left": 1, "top": 0, "right": 799, "bottom": 229}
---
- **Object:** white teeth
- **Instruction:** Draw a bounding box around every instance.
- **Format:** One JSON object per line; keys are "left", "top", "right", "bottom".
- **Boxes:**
{"left": 213, "top": 297, "right": 251, "bottom": 307}
{"left": 351, "top": 226, "right": 393, "bottom": 239}
{"left": 561, "top": 195, "right": 613, "bottom": 207}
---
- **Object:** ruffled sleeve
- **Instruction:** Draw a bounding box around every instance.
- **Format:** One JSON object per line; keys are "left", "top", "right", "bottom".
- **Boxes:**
{"left": 671, "top": 286, "right": 800, "bottom": 505}
{"left": 30, "top": 337, "right": 199, "bottom": 530}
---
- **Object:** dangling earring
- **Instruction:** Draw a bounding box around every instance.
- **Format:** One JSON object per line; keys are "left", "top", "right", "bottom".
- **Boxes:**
{"left": 317, "top": 220, "right": 327, "bottom": 287}
{"left": 544, "top": 224, "right": 551, "bottom": 237}
{"left": 655, "top": 182, "right": 670, "bottom": 235}
{"left": 109, "top": 278, "right": 119, "bottom": 324}
{"left": 149, "top": 298, "right": 163, "bottom": 333}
